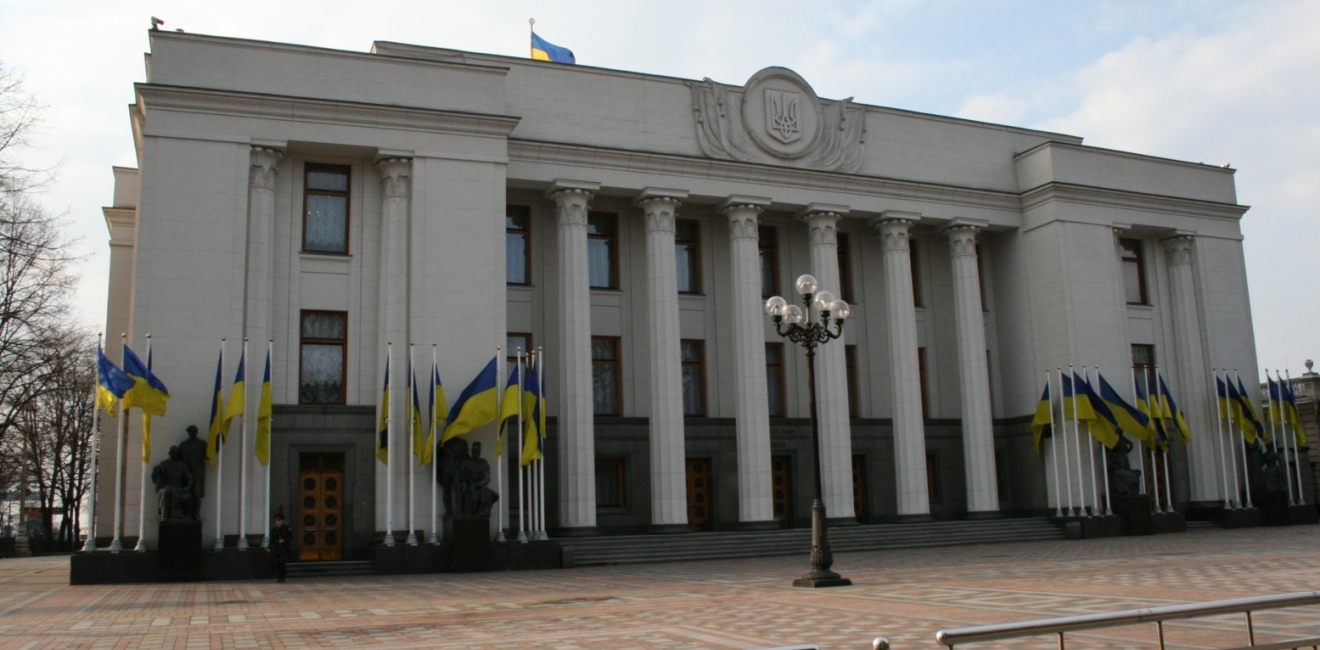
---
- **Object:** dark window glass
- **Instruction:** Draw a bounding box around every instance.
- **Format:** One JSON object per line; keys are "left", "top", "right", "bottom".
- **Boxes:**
{"left": 507, "top": 333, "right": 532, "bottom": 376}
{"left": 766, "top": 343, "right": 785, "bottom": 418}
{"left": 592, "top": 336, "right": 621, "bottom": 415}
{"left": 303, "top": 164, "right": 349, "bottom": 254}
{"left": 846, "top": 345, "right": 858, "bottom": 418}
{"left": 910, "top": 239, "right": 924, "bottom": 307}
{"left": 1132, "top": 344, "right": 1156, "bottom": 395}
{"left": 675, "top": 219, "right": 701, "bottom": 294}
{"left": 976, "top": 243, "right": 988, "bottom": 311}
{"left": 917, "top": 346, "right": 929, "bottom": 415}
{"left": 300, "top": 311, "right": 347, "bottom": 404}
{"left": 837, "top": 232, "right": 854, "bottom": 303}
{"left": 596, "top": 458, "right": 625, "bottom": 508}
{"left": 759, "top": 226, "right": 779, "bottom": 299}
{"left": 588, "top": 212, "right": 618, "bottom": 289}
{"left": 681, "top": 340, "right": 705, "bottom": 416}
{"left": 1120, "top": 239, "right": 1148, "bottom": 305}
{"left": 506, "top": 206, "right": 530, "bottom": 285}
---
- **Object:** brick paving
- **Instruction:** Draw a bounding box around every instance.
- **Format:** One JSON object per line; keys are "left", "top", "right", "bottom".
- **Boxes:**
{"left": 1, "top": 526, "right": 1318, "bottom": 649}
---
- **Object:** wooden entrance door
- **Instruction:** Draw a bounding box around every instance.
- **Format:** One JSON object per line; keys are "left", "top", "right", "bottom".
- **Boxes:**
{"left": 686, "top": 458, "right": 712, "bottom": 531}
{"left": 772, "top": 455, "right": 793, "bottom": 527}
{"left": 298, "top": 453, "right": 344, "bottom": 561}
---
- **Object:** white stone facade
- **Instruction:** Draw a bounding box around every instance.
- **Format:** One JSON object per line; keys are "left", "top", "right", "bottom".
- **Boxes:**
{"left": 94, "top": 30, "right": 1256, "bottom": 551}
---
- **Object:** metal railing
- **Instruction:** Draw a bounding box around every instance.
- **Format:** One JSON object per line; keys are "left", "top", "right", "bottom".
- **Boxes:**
{"left": 933, "top": 591, "right": 1320, "bottom": 649}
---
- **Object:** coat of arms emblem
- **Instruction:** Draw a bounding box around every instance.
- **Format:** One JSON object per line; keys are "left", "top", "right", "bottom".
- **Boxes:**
{"left": 765, "top": 89, "right": 801, "bottom": 144}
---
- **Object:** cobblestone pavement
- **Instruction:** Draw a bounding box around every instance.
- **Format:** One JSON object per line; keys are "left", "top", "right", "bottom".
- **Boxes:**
{"left": 1, "top": 526, "right": 1318, "bottom": 650}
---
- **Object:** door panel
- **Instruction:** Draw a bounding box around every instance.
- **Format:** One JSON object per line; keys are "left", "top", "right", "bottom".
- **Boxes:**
{"left": 772, "top": 455, "right": 793, "bottom": 528}
{"left": 686, "top": 458, "right": 712, "bottom": 531}
{"left": 298, "top": 454, "right": 344, "bottom": 561}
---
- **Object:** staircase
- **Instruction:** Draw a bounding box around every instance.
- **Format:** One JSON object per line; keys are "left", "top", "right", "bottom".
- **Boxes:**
{"left": 286, "top": 560, "right": 377, "bottom": 578}
{"left": 560, "top": 517, "right": 1066, "bottom": 567}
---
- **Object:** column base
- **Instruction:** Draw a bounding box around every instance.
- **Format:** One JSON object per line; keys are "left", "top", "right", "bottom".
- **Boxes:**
{"left": 895, "top": 513, "right": 934, "bottom": 524}
{"left": 964, "top": 510, "right": 1003, "bottom": 521}
{"left": 649, "top": 524, "right": 692, "bottom": 534}
{"left": 551, "top": 526, "right": 600, "bottom": 538}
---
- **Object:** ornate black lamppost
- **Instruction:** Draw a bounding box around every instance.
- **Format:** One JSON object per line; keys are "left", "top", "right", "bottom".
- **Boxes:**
{"left": 766, "top": 273, "right": 852, "bottom": 588}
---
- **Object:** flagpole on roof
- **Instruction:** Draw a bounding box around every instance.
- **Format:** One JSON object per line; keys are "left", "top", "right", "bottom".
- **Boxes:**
{"left": 213, "top": 338, "right": 227, "bottom": 551}
{"left": 109, "top": 333, "right": 129, "bottom": 553}
{"left": 82, "top": 334, "right": 104, "bottom": 552}
{"left": 528, "top": 18, "right": 535, "bottom": 57}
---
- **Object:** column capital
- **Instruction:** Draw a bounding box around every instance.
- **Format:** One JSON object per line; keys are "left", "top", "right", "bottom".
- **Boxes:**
{"left": 869, "top": 213, "right": 917, "bottom": 252}
{"left": 550, "top": 182, "right": 595, "bottom": 228}
{"left": 721, "top": 196, "right": 770, "bottom": 240}
{"left": 635, "top": 188, "right": 686, "bottom": 234}
{"left": 1161, "top": 234, "right": 1196, "bottom": 266}
{"left": 249, "top": 147, "right": 283, "bottom": 190}
{"left": 945, "top": 226, "right": 979, "bottom": 258}
{"left": 797, "top": 206, "right": 846, "bottom": 247}
{"left": 376, "top": 158, "right": 412, "bottom": 198}
{"left": 546, "top": 179, "right": 601, "bottom": 200}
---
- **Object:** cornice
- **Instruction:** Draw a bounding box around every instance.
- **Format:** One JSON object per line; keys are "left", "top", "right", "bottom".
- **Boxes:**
{"left": 135, "top": 83, "right": 522, "bottom": 139}
{"left": 1020, "top": 182, "right": 1248, "bottom": 221}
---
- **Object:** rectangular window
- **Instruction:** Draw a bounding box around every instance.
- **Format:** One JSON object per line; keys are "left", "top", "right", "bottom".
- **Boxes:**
{"left": 596, "top": 458, "right": 626, "bottom": 508}
{"left": 303, "top": 164, "right": 350, "bottom": 254}
{"left": 1120, "top": 239, "right": 1148, "bottom": 305}
{"left": 506, "top": 206, "right": 530, "bottom": 285}
{"left": 681, "top": 340, "right": 706, "bottom": 416}
{"left": 846, "top": 345, "right": 859, "bottom": 418}
{"left": 976, "top": 243, "right": 988, "bottom": 312}
{"left": 300, "top": 310, "right": 347, "bottom": 404}
{"left": 592, "top": 336, "right": 621, "bottom": 415}
{"left": 675, "top": 219, "right": 701, "bottom": 294}
{"left": 759, "top": 226, "right": 780, "bottom": 299}
{"left": 1132, "top": 344, "right": 1157, "bottom": 395}
{"left": 837, "top": 232, "right": 854, "bottom": 303}
{"left": 766, "top": 342, "right": 786, "bottom": 418}
{"left": 917, "top": 346, "right": 929, "bottom": 415}
{"left": 588, "top": 212, "right": 618, "bottom": 289}
{"left": 910, "top": 239, "right": 924, "bottom": 308}
{"left": 507, "top": 333, "right": 532, "bottom": 376}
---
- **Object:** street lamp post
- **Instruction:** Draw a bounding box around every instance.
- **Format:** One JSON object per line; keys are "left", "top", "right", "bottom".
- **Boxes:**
{"left": 766, "top": 273, "right": 853, "bottom": 588}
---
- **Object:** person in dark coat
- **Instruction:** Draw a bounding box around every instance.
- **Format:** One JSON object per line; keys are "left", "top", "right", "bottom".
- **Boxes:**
{"left": 270, "top": 514, "right": 294, "bottom": 582}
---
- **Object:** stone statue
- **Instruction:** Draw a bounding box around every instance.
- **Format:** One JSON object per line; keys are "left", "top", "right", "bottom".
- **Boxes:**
{"left": 438, "top": 437, "right": 469, "bottom": 517}
{"left": 151, "top": 446, "right": 196, "bottom": 522}
{"left": 1107, "top": 436, "right": 1142, "bottom": 497}
{"left": 1261, "top": 447, "right": 1287, "bottom": 493}
{"left": 177, "top": 424, "right": 207, "bottom": 507}
{"left": 458, "top": 442, "right": 499, "bottom": 520}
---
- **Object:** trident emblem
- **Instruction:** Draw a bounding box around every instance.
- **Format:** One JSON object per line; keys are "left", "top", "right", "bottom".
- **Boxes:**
{"left": 766, "top": 89, "right": 801, "bottom": 144}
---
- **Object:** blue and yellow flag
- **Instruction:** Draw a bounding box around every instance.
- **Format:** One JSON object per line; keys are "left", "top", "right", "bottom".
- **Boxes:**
{"left": 427, "top": 361, "right": 446, "bottom": 465}
{"left": 1099, "top": 373, "right": 1151, "bottom": 445}
{"left": 496, "top": 363, "right": 522, "bottom": 459}
{"left": 96, "top": 342, "right": 134, "bottom": 416}
{"left": 1136, "top": 375, "right": 1168, "bottom": 451}
{"left": 1233, "top": 375, "right": 1265, "bottom": 443}
{"left": 1159, "top": 374, "right": 1191, "bottom": 445}
{"left": 1268, "top": 375, "right": 1282, "bottom": 421}
{"left": 1030, "top": 383, "right": 1053, "bottom": 455}
{"left": 121, "top": 344, "right": 170, "bottom": 416}
{"left": 377, "top": 355, "right": 391, "bottom": 465}
{"left": 531, "top": 32, "right": 575, "bottom": 64}
{"left": 410, "top": 363, "right": 425, "bottom": 463}
{"left": 206, "top": 348, "right": 227, "bottom": 464}
{"left": 1061, "top": 373, "right": 1095, "bottom": 421}
{"left": 223, "top": 350, "right": 246, "bottom": 428}
{"left": 1216, "top": 375, "right": 1233, "bottom": 422}
{"left": 443, "top": 357, "right": 499, "bottom": 442}
{"left": 1223, "top": 377, "right": 1256, "bottom": 444}
{"left": 255, "top": 350, "right": 273, "bottom": 466}
{"left": 1074, "top": 373, "right": 1119, "bottom": 449}
{"left": 1282, "top": 376, "right": 1307, "bottom": 446}
{"left": 521, "top": 355, "right": 543, "bottom": 465}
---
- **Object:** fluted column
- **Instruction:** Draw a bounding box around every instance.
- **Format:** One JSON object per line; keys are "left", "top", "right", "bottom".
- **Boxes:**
{"left": 871, "top": 212, "right": 930, "bottom": 518}
{"left": 637, "top": 189, "right": 690, "bottom": 530}
{"left": 551, "top": 180, "right": 601, "bottom": 532}
{"left": 244, "top": 147, "right": 281, "bottom": 537}
{"left": 377, "top": 158, "right": 412, "bottom": 535}
{"left": 797, "top": 205, "right": 855, "bottom": 520}
{"left": 945, "top": 221, "right": 998, "bottom": 516}
{"left": 722, "top": 197, "right": 776, "bottom": 526}
{"left": 1163, "top": 235, "right": 1217, "bottom": 505}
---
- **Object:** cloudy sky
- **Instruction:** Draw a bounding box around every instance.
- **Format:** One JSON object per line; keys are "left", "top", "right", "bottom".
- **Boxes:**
{"left": 2, "top": 0, "right": 1316, "bottom": 381}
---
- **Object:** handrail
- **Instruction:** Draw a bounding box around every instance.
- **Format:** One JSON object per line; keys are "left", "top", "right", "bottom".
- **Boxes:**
{"left": 935, "top": 591, "right": 1320, "bottom": 648}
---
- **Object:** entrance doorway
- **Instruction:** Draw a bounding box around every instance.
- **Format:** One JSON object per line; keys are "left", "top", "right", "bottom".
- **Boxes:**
{"left": 298, "top": 453, "right": 344, "bottom": 561}
{"left": 852, "top": 454, "right": 867, "bottom": 523}
{"left": 772, "top": 455, "right": 793, "bottom": 528}
{"left": 686, "top": 458, "right": 712, "bottom": 531}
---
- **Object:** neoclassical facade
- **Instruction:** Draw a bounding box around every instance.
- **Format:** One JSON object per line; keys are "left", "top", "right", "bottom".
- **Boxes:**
{"left": 94, "top": 30, "right": 1259, "bottom": 557}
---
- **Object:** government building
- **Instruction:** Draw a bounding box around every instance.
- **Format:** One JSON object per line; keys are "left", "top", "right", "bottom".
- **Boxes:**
{"left": 93, "top": 29, "right": 1262, "bottom": 560}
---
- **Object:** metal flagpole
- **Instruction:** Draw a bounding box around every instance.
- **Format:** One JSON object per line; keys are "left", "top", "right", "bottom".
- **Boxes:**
{"left": 430, "top": 344, "right": 441, "bottom": 545}
{"left": 516, "top": 349, "right": 528, "bottom": 542}
{"left": 1156, "top": 367, "right": 1174, "bottom": 512}
{"left": 213, "top": 338, "right": 227, "bottom": 551}
{"left": 495, "top": 345, "right": 506, "bottom": 544}
{"left": 262, "top": 338, "right": 273, "bottom": 548}
{"left": 1094, "top": 367, "right": 1113, "bottom": 516}
{"left": 407, "top": 344, "right": 418, "bottom": 545}
{"left": 1214, "top": 368, "right": 1233, "bottom": 510}
{"left": 134, "top": 335, "right": 152, "bottom": 552}
{"left": 1057, "top": 368, "right": 1074, "bottom": 517}
{"left": 238, "top": 338, "right": 250, "bottom": 549}
{"left": 83, "top": 333, "right": 104, "bottom": 552}
{"left": 1223, "top": 371, "right": 1241, "bottom": 509}
{"left": 1072, "top": 366, "right": 1091, "bottom": 516}
{"left": 1237, "top": 369, "right": 1253, "bottom": 509}
{"left": 1141, "top": 370, "right": 1163, "bottom": 513}
{"left": 1285, "top": 369, "right": 1306, "bottom": 505}
{"left": 1270, "top": 370, "right": 1295, "bottom": 506}
{"left": 109, "top": 334, "right": 128, "bottom": 552}
{"left": 537, "top": 347, "right": 547, "bottom": 539}
{"left": 1128, "top": 365, "right": 1147, "bottom": 495}
{"left": 1046, "top": 370, "right": 1061, "bottom": 518}
{"left": 385, "top": 342, "right": 396, "bottom": 546}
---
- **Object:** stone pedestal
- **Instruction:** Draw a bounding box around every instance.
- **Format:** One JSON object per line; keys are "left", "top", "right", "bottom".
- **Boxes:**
{"left": 1220, "top": 508, "right": 1262, "bottom": 528}
{"left": 1151, "top": 511, "right": 1187, "bottom": 534}
{"left": 1080, "top": 515, "right": 1122, "bottom": 539}
{"left": 450, "top": 520, "right": 493, "bottom": 572}
{"left": 1113, "top": 495, "right": 1153, "bottom": 535}
{"left": 157, "top": 522, "right": 203, "bottom": 582}
{"left": 1288, "top": 504, "right": 1319, "bottom": 525}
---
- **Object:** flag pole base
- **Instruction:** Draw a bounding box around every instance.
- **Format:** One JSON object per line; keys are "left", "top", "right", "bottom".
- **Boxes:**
{"left": 212, "top": 537, "right": 224, "bottom": 551}
{"left": 237, "top": 537, "right": 249, "bottom": 550}
{"left": 134, "top": 538, "right": 148, "bottom": 553}
{"left": 405, "top": 532, "right": 418, "bottom": 545}
{"left": 427, "top": 532, "right": 440, "bottom": 545}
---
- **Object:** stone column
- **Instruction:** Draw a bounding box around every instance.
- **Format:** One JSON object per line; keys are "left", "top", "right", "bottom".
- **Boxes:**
{"left": 870, "top": 212, "right": 931, "bottom": 518}
{"left": 637, "top": 188, "right": 690, "bottom": 531}
{"left": 377, "top": 158, "right": 412, "bottom": 537}
{"left": 1162, "top": 235, "right": 1218, "bottom": 505}
{"left": 550, "top": 180, "right": 601, "bottom": 533}
{"left": 945, "top": 220, "right": 999, "bottom": 516}
{"left": 797, "top": 205, "right": 856, "bottom": 521}
{"left": 244, "top": 146, "right": 282, "bottom": 537}
{"left": 721, "top": 197, "right": 776, "bottom": 527}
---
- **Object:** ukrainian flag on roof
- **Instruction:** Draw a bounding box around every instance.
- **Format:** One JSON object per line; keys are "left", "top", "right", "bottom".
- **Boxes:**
{"left": 531, "top": 32, "right": 575, "bottom": 64}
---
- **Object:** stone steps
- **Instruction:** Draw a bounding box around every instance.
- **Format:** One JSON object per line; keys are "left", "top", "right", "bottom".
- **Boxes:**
{"left": 560, "top": 517, "right": 1066, "bottom": 566}
{"left": 286, "top": 560, "right": 377, "bottom": 577}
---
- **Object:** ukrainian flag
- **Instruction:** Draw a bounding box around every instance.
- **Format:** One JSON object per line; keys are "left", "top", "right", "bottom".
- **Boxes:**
{"left": 377, "top": 355, "right": 391, "bottom": 466}
{"left": 1062, "top": 373, "right": 1095, "bottom": 422}
{"left": 121, "top": 344, "right": 170, "bottom": 416}
{"left": 1268, "top": 375, "right": 1282, "bottom": 420}
{"left": 497, "top": 363, "right": 522, "bottom": 459}
{"left": 1030, "top": 383, "right": 1052, "bottom": 455}
{"left": 531, "top": 32, "right": 575, "bottom": 64}
{"left": 1098, "top": 373, "right": 1152, "bottom": 445}
{"left": 1074, "top": 373, "right": 1119, "bottom": 449}
{"left": 1216, "top": 375, "right": 1233, "bottom": 423}
{"left": 96, "top": 342, "right": 134, "bottom": 416}
{"left": 521, "top": 355, "right": 543, "bottom": 465}
{"left": 255, "top": 350, "right": 273, "bottom": 466}
{"left": 1232, "top": 375, "right": 1265, "bottom": 443}
{"left": 442, "top": 357, "right": 499, "bottom": 442}
{"left": 1136, "top": 376, "right": 1168, "bottom": 452}
{"left": 1283, "top": 378, "right": 1307, "bottom": 446}
{"left": 223, "top": 351, "right": 246, "bottom": 428}
{"left": 1159, "top": 374, "right": 1191, "bottom": 445}
{"left": 427, "top": 362, "right": 446, "bottom": 465}
{"left": 409, "top": 364, "right": 425, "bottom": 463}
{"left": 206, "top": 348, "right": 227, "bottom": 465}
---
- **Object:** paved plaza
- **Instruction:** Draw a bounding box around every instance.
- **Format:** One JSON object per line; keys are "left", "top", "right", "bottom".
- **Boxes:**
{"left": 1, "top": 526, "right": 1318, "bottom": 650}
